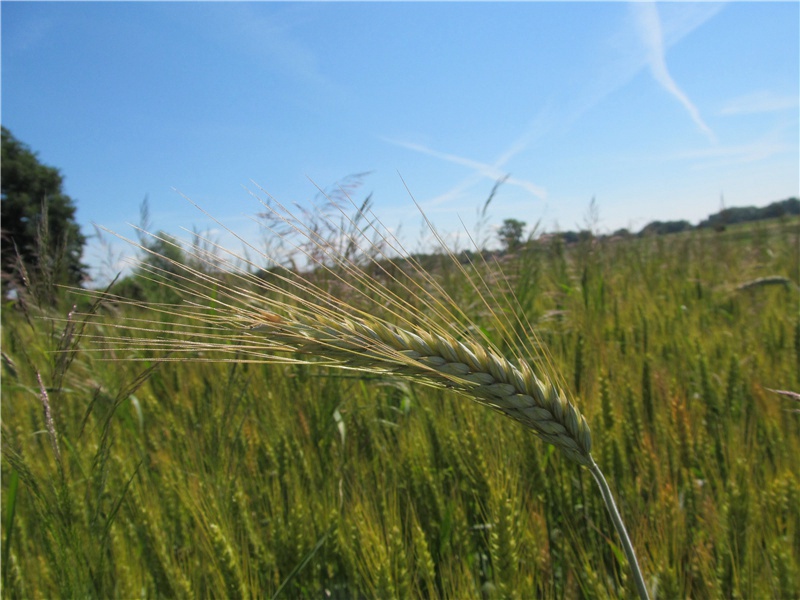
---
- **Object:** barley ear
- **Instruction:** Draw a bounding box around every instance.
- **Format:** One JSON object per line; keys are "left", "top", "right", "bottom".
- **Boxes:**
{"left": 82, "top": 196, "right": 651, "bottom": 599}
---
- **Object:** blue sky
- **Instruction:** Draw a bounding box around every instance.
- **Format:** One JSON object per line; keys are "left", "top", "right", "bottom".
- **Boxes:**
{"left": 2, "top": 1, "right": 798, "bottom": 281}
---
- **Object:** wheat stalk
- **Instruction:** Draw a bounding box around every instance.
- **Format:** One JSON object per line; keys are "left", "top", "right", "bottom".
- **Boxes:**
{"left": 79, "top": 192, "right": 650, "bottom": 599}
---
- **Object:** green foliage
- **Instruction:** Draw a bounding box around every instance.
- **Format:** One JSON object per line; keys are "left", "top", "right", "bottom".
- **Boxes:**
{"left": 697, "top": 197, "right": 800, "bottom": 230}
{"left": 2, "top": 216, "right": 799, "bottom": 598}
{"left": 1, "top": 127, "right": 86, "bottom": 299}
{"left": 552, "top": 197, "right": 799, "bottom": 245}
{"left": 638, "top": 220, "right": 692, "bottom": 236}
{"left": 498, "top": 219, "right": 526, "bottom": 253}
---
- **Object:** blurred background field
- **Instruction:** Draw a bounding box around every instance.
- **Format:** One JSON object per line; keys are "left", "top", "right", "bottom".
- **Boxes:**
{"left": 2, "top": 212, "right": 798, "bottom": 599}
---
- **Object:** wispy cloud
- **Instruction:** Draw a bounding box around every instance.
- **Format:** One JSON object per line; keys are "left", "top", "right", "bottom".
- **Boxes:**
{"left": 383, "top": 138, "right": 547, "bottom": 201}
{"left": 720, "top": 91, "right": 800, "bottom": 115}
{"left": 631, "top": 2, "right": 717, "bottom": 144}
{"left": 666, "top": 133, "right": 794, "bottom": 170}
{"left": 385, "top": 3, "right": 725, "bottom": 212}
{"left": 161, "top": 4, "right": 346, "bottom": 101}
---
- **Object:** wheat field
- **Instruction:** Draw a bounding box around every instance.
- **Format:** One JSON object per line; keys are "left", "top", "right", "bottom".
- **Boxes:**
{"left": 2, "top": 198, "right": 798, "bottom": 599}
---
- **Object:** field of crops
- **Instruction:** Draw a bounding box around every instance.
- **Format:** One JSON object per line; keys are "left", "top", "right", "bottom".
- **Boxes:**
{"left": 2, "top": 213, "right": 799, "bottom": 599}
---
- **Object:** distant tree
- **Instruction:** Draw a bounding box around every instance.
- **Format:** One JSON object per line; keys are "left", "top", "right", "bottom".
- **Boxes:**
{"left": 560, "top": 231, "right": 580, "bottom": 244}
{"left": 498, "top": 218, "right": 526, "bottom": 252}
{"left": 638, "top": 220, "right": 692, "bottom": 237}
{"left": 763, "top": 197, "right": 799, "bottom": 219}
{"left": 1, "top": 126, "right": 86, "bottom": 298}
{"left": 697, "top": 198, "right": 799, "bottom": 230}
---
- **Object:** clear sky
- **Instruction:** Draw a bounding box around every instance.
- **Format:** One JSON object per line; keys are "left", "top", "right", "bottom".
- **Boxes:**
{"left": 2, "top": 1, "right": 798, "bottom": 281}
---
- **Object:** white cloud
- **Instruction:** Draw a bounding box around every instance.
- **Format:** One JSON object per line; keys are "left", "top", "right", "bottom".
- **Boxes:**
{"left": 666, "top": 136, "right": 794, "bottom": 170}
{"left": 631, "top": 2, "right": 717, "bottom": 144}
{"left": 720, "top": 91, "right": 800, "bottom": 115}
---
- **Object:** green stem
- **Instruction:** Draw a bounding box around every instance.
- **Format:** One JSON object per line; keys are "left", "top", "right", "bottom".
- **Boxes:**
{"left": 588, "top": 458, "right": 650, "bottom": 600}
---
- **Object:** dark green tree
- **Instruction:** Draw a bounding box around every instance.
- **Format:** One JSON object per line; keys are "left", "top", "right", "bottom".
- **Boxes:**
{"left": 638, "top": 220, "right": 692, "bottom": 237}
{"left": 497, "top": 218, "right": 526, "bottom": 252}
{"left": 1, "top": 126, "right": 87, "bottom": 297}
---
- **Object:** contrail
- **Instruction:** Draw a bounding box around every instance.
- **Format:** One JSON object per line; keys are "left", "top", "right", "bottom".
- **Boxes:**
{"left": 384, "top": 3, "right": 722, "bottom": 209}
{"left": 383, "top": 138, "right": 547, "bottom": 200}
{"left": 632, "top": 2, "right": 717, "bottom": 144}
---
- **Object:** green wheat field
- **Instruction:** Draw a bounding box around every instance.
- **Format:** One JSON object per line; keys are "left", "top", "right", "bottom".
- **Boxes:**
{"left": 2, "top": 208, "right": 799, "bottom": 599}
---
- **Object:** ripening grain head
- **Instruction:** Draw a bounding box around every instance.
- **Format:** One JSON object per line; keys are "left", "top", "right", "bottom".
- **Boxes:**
{"left": 75, "top": 190, "right": 649, "bottom": 599}
{"left": 81, "top": 193, "right": 593, "bottom": 466}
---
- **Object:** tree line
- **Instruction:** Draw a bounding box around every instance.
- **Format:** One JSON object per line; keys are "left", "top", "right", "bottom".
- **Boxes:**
{"left": 2, "top": 126, "right": 798, "bottom": 300}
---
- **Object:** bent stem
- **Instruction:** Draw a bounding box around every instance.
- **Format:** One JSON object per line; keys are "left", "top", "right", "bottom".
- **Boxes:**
{"left": 588, "top": 458, "right": 650, "bottom": 600}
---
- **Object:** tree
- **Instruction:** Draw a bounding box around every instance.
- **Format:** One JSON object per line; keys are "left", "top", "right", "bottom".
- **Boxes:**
{"left": 638, "top": 220, "right": 692, "bottom": 237}
{"left": 498, "top": 218, "right": 526, "bottom": 252}
{"left": 1, "top": 126, "right": 87, "bottom": 297}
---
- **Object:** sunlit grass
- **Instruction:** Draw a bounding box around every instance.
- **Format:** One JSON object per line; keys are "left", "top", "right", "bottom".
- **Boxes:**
{"left": 2, "top": 205, "right": 798, "bottom": 598}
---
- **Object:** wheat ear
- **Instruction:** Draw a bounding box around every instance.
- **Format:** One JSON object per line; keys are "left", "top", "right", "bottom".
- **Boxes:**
{"left": 81, "top": 193, "right": 650, "bottom": 599}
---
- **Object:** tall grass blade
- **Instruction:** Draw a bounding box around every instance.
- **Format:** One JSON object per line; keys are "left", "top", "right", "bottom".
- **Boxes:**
{"left": 2, "top": 469, "right": 20, "bottom": 589}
